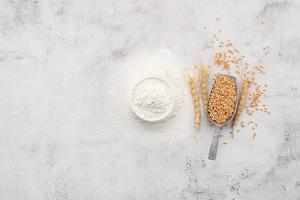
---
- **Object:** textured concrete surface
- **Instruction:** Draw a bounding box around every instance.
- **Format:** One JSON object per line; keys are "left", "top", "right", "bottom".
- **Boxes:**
{"left": 0, "top": 0, "right": 300, "bottom": 199}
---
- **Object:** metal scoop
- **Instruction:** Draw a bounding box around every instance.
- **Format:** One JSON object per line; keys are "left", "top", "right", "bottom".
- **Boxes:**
{"left": 207, "top": 74, "right": 238, "bottom": 160}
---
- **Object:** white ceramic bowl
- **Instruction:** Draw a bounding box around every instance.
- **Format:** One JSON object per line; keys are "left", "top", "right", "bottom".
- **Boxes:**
{"left": 131, "top": 77, "right": 175, "bottom": 122}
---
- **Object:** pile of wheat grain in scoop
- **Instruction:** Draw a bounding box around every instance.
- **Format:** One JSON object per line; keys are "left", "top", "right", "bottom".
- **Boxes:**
{"left": 208, "top": 75, "right": 237, "bottom": 123}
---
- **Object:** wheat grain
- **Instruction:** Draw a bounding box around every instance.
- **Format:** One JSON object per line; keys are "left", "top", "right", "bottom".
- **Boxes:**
{"left": 208, "top": 75, "right": 237, "bottom": 123}
{"left": 199, "top": 66, "right": 209, "bottom": 112}
{"left": 186, "top": 73, "right": 201, "bottom": 129}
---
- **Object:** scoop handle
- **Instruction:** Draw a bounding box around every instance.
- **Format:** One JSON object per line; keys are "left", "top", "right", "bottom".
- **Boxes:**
{"left": 208, "top": 128, "right": 222, "bottom": 160}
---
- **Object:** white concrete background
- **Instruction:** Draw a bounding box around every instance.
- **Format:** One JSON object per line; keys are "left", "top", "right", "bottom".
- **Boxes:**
{"left": 0, "top": 0, "right": 300, "bottom": 199}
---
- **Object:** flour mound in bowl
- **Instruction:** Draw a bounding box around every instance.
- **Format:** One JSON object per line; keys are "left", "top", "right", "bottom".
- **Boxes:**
{"left": 131, "top": 78, "right": 174, "bottom": 122}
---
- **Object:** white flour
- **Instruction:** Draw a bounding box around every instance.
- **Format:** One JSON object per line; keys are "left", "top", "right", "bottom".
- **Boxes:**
{"left": 127, "top": 49, "right": 185, "bottom": 122}
{"left": 132, "top": 78, "right": 174, "bottom": 121}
